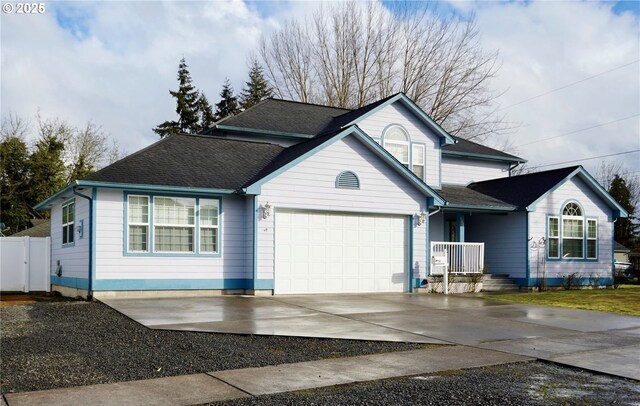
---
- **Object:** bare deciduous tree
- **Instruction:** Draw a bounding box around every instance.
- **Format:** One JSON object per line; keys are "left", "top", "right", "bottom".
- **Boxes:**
{"left": 259, "top": 2, "right": 508, "bottom": 140}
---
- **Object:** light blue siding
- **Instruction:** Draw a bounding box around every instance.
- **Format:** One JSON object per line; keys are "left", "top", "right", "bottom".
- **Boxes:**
{"left": 258, "top": 134, "right": 428, "bottom": 283}
{"left": 529, "top": 176, "right": 613, "bottom": 280}
{"left": 466, "top": 212, "right": 527, "bottom": 278}
{"left": 441, "top": 156, "right": 510, "bottom": 185}
{"left": 93, "top": 189, "right": 251, "bottom": 286}
{"left": 357, "top": 101, "right": 441, "bottom": 188}
{"left": 50, "top": 191, "right": 91, "bottom": 280}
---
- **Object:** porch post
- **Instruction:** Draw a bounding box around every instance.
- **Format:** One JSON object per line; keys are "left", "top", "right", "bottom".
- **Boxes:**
{"left": 456, "top": 213, "right": 465, "bottom": 242}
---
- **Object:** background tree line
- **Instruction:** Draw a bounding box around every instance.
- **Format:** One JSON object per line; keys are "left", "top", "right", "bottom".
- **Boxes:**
{"left": 0, "top": 115, "right": 121, "bottom": 235}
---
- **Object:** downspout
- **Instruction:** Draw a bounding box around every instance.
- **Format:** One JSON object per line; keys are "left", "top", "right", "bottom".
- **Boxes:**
{"left": 73, "top": 185, "right": 93, "bottom": 300}
{"left": 428, "top": 207, "right": 442, "bottom": 218}
{"left": 509, "top": 162, "right": 520, "bottom": 177}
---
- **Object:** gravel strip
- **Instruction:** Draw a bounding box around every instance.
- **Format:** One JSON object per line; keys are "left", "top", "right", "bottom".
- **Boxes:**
{"left": 213, "top": 362, "right": 640, "bottom": 406}
{"left": 0, "top": 299, "right": 424, "bottom": 394}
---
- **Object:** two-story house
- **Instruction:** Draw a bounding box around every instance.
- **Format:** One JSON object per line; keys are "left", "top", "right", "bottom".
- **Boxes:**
{"left": 35, "top": 93, "right": 628, "bottom": 298}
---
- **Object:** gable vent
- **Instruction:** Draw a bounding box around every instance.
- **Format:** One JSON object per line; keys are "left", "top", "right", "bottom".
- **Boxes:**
{"left": 336, "top": 171, "right": 360, "bottom": 190}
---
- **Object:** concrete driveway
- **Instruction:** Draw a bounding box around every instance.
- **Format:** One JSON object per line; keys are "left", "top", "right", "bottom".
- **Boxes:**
{"left": 101, "top": 293, "right": 640, "bottom": 380}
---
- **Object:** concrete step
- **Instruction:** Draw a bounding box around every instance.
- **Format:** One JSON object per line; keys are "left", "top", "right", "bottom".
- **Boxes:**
{"left": 481, "top": 274, "right": 519, "bottom": 292}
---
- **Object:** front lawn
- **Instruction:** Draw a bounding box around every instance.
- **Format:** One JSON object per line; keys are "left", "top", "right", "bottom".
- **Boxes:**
{"left": 484, "top": 285, "right": 640, "bottom": 316}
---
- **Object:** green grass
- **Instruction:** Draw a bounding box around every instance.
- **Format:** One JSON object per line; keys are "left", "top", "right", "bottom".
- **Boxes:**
{"left": 484, "top": 285, "right": 640, "bottom": 316}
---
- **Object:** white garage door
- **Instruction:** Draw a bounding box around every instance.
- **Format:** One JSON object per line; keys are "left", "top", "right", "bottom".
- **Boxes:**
{"left": 275, "top": 210, "right": 408, "bottom": 294}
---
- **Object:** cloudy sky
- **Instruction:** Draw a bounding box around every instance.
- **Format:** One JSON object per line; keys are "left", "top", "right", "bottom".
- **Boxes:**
{"left": 1, "top": 0, "right": 638, "bottom": 180}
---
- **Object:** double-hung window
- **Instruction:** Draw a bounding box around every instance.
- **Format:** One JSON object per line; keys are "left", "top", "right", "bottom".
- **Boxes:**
{"left": 126, "top": 194, "right": 220, "bottom": 255}
{"left": 562, "top": 203, "right": 583, "bottom": 258}
{"left": 62, "top": 201, "right": 75, "bottom": 246}
{"left": 154, "top": 197, "right": 195, "bottom": 253}
{"left": 548, "top": 202, "right": 597, "bottom": 260}
{"left": 128, "top": 196, "right": 149, "bottom": 252}
{"left": 547, "top": 217, "right": 559, "bottom": 258}
{"left": 199, "top": 199, "right": 219, "bottom": 253}
{"left": 412, "top": 144, "right": 425, "bottom": 180}
{"left": 586, "top": 219, "right": 597, "bottom": 259}
{"left": 383, "top": 126, "right": 410, "bottom": 168}
{"left": 383, "top": 125, "right": 426, "bottom": 181}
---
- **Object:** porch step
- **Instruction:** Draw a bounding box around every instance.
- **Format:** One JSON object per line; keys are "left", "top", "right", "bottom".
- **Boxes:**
{"left": 481, "top": 274, "right": 520, "bottom": 292}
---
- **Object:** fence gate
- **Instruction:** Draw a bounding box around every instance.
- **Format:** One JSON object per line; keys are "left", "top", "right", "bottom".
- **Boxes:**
{"left": 0, "top": 237, "right": 51, "bottom": 292}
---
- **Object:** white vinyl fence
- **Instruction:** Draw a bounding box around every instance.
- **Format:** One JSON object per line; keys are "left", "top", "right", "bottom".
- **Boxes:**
{"left": 0, "top": 237, "right": 51, "bottom": 292}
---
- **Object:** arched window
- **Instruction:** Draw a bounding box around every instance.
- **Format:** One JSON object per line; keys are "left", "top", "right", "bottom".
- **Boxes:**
{"left": 383, "top": 126, "right": 410, "bottom": 168}
{"left": 547, "top": 201, "right": 597, "bottom": 259}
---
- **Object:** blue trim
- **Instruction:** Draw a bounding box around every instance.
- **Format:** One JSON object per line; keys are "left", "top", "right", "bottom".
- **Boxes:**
{"left": 611, "top": 223, "right": 615, "bottom": 279}
{"left": 92, "top": 278, "right": 255, "bottom": 291}
{"left": 254, "top": 279, "right": 274, "bottom": 290}
{"left": 51, "top": 275, "right": 89, "bottom": 290}
{"left": 408, "top": 215, "right": 413, "bottom": 292}
{"left": 515, "top": 277, "right": 614, "bottom": 288}
{"left": 123, "top": 192, "right": 222, "bottom": 257}
{"left": 526, "top": 167, "right": 628, "bottom": 217}
{"left": 253, "top": 195, "right": 258, "bottom": 290}
{"left": 341, "top": 93, "right": 456, "bottom": 145}
{"left": 426, "top": 204, "right": 431, "bottom": 277}
{"left": 438, "top": 144, "right": 442, "bottom": 189}
{"left": 35, "top": 181, "right": 236, "bottom": 210}
{"left": 525, "top": 212, "right": 530, "bottom": 285}
{"left": 545, "top": 214, "right": 560, "bottom": 259}
{"left": 91, "top": 188, "right": 97, "bottom": 294}
{"left": 61, "top": 198, "right": 76, "bottom": 248}
{"left": 245, "top": 126, "right": 446, "bottom": 206}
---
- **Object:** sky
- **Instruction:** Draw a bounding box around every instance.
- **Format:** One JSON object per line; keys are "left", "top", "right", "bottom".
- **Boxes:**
{"left": 1, "top": 0, "right": 639, "bottom": 182}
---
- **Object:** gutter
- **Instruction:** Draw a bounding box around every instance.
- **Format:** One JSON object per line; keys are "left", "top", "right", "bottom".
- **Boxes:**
{"left": 72, "top": 184, "right": 93, "bottom": 300}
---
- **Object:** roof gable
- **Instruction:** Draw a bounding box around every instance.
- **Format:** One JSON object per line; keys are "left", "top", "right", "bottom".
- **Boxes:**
{"left": 243, "top": 126, "right": 446, "bottom": 205}
{"left": 468, "top": 166, "right": 628, "bottom": 216}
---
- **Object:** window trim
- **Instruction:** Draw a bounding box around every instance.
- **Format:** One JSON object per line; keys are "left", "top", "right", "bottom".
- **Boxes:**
{"left": 547, "top": 201, "right": 598, "bottom": 262}
{"left": 198, "top": 198, "right": 220, "bottom": 254}
{"left": 547, "top": 215, "right": 559, "bottom": 259}
{"left": 123, "top": 192, "right": 222, "bottom": 257}
{"left": 381, "top": 124, "right": 427, "bottom": 182}
{"left": 586, "top": 218, "right": 598, "bottom": 260}
{"left": 153, "top": 196, "right": 196, "bottom": 254}
{"left": 127, "top": 195, "right": 150, "bottom": 253}
{"left": 382, "top": 125, "right": 410, "bottom": 167}
{"left": 61, "top": 199, "right": 75, "bottom": 248}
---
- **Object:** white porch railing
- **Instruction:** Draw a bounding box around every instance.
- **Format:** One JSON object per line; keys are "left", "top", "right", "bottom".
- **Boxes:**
{"left": 430, "top": 242, "right": 485, "bottom": 275}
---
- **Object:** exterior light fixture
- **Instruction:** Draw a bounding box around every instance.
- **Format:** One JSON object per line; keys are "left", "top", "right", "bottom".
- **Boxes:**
{"left": 417, "top": 211, "right": 427, "bottom": 225}
{"left": 263, "top": 202, "right": 272, "bottom": 219}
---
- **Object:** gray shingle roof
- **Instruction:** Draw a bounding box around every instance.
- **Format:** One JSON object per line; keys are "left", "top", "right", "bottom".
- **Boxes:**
{"left": 216, "top": 99, "right": 349, "bottom": 136}
{"left": 84, "top": 134, "right": 284, "bottom": 190}
{"left": 443, "top": 136, "right": 525, "bottom": 162}
{"left": 439, "top": 185, "right": 516, "bottom": 209}
{"left": 209, "top": 96, "right": 523, "bottom": 162}
{"left": 468, "top": 166, "right": 580, "bottom": 208}
{"left": 12, "top": 220, "right": 50, "bottom": 237}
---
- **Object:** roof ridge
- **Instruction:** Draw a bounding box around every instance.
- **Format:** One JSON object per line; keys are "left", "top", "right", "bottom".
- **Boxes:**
{"left": 181, "top": 133, "right": 286, "bottom": 147}
{"left": 264, "top": 97, "right": 352, "bottom": 111}
{"left": 474, "top": 165, "right": 581, "bottom": 185}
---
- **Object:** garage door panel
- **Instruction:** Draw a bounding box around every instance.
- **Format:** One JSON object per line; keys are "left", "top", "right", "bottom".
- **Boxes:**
{"left": 275, "top": 210, "right": 408, "bottom": 294}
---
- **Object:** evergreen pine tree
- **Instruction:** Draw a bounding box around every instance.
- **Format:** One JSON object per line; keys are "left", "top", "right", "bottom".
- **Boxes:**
{"left": 215, "top": 79, "right": 241, "bottom": 120}
{"left": 196, "top": 93, "right": 216, "bottom": 132}
{"left": 154, "top": 58, "right": 201, "bottom": 137}
{"left": 26, "top": 133, "right": 67, "bottom": 209}
{"left": 0, "top": 136, "right": 31, "bottom": 233}
{"left": 609, "top": 175, "right": 639, "bottom": 248}
{"left": 240, "top": 58, "right": 273, "bottom": 109}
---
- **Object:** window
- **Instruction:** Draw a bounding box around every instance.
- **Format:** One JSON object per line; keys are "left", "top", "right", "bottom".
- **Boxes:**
{"left": 154, "top": 197, "right": 195, "bottom": 253}
{"left": 125, "top": 194, "right": 220, "bottom": 255}
{"left": 562, "top": 203, "right": 583, "bottom": 258}
{"left": 587, "top": 219, "right": 597, "bottom": 259}
{"left": 382, "top": 125, "right": 426, "bottom": 181}
{"left": 548, "top": 202, "right": 597, "bottom": 260}
{"left": 548, "top": 217, "right": 559, "bottom": 258}
{"left": 128, "top": 195, "right": 149, "bottom": 252}
{"left": 412, "top": 144, "right": 425, "bottom": 180}
{"left": 383, "top": 126, "right": 409, "bottom": 167}
{"left": 199, "top": 199, "right": 219, "bottom": 253}
{"left": 62, "top": 201, "right": 75, "bottom": 246}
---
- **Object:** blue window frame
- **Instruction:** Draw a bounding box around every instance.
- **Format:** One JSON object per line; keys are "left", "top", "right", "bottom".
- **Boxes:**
{"left": 547, "top": 201, "right": 598, "bottom": 261}
{"left": 124, "top": 193, "right": 221, "bottom": 257}
{"left": 382, "top": 124, "right": 426, "bottom": 181}
{"left": 62, "top": 199, "right": 75, "bottom": 247}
